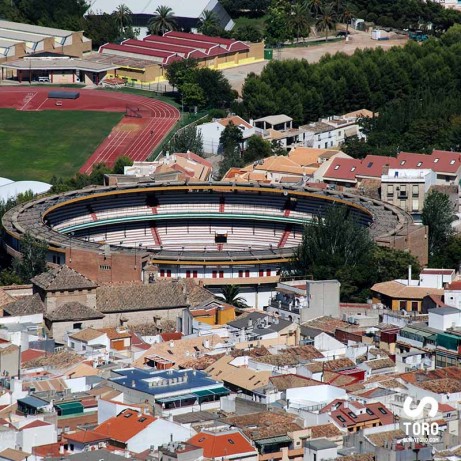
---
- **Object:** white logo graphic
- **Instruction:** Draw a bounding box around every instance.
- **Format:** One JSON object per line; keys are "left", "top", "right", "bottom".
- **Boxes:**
{"left": 402, "top": 396, "right": 440, "bottom": 441}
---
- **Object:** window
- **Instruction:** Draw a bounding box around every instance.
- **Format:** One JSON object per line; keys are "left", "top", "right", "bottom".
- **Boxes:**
{"left": 266, "top": 269, "right": 271, "bottom": 276}
{"left": 228, "top": 439, "right": 235, "bottom": 445}
{"left": 186, "top": 270, "right": 191, "bottom": 278}
{"left": 212, "top": 271, "right": 217, "bottom": 279}
{"left": 417, "top": 162, "right": 422, "bottom": 167}
{"left": 325, "top": 142, "right": 328, "bottom": 148}
{"left": 411, "top": 301, "right": 418, "bottom": 311}
{"left": 82, "top": 345, "right": 86, "bottom": 351}
{"left": 367, "top": 162, "right": 374, "bottom": 168}
{"left": 366, "top": 408, "right": 374, "bottom": 415}
{"left": 239, "top": 270, "right": 243, "bottom": 278}
{"left": 412, "top": 185, "right": 419, "bottom": 196}
{"left": 351, "top": 167, "right": 356, "bottom": 172}
{"left": 348, "top": 411, "right": 357, "bottom": 419}
{"left": 245, "top": 270, "right": 250, "bottom": 277}
{"left": 378, "top": 407, "right": 387, "bottom": 414}
{"left": 400, "top": 160, "right": 406, "bottom": 165}
{"left": 193, "top": 271, "right": 198, "bottom": 278}
{"left": 450, "top": 160, "right": 456, "bottom": 165}
{"left": 73, "top": 323, "right": 82, "bottom": 330}
{"left": 52, "top": 255, "right": 61, "bottom": 264}
{"left": 338, "top": 131, "right": 341, "bottom": 136}
{"left": 337, "top": 415, "right": 346, "bottom": 422}
{"left": 387, "top": 185, "right": 393, "bottom": 196}
{"left": 412, "top": 199, "right": 419, "bottom": 211}
{"left": 399, "top": 300, "right": 407, "bottom": 310}
{"left": 160, "top": 269, "right": 165, "bottom": 277}
{"left": 434, "top": 158, "right": 439, "bottom": 163}
{"left": 259, "top": 270, "right": 264, "bottom": 277}
{"left": 334, "top": 165, "right": 340, "bottom": 170}
{"left": 70, "top": 342, "right": 75, "bottom": 349}
{"left": 219, "top": 271, "right": 224, "bottom": 278}
{"left": 166, "top": 270, "right": 171, "bottom": 277}
{"left": 99, "top": 265, "right": 111, "bottom": 271}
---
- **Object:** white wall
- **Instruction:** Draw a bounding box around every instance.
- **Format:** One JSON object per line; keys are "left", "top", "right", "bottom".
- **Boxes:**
{"left": 304, "top": 445, "right": 338, "bottom": 461}
{"left": 97, "top": 397, "right": 137, "bottom": 425}
{"left": 18, "top": 424, "right": 57, "bottom": 453}
{"left": 444, "top": 290, "right": 461, "bottom": 309}
{"left": 127, "top": 419, "right": 195, "bottom": 452}
{"left": 429, "top": 310, "right": 461, "bottom": 330}
{"left": 314, "top": 333, "right": 346, "bottom": 357}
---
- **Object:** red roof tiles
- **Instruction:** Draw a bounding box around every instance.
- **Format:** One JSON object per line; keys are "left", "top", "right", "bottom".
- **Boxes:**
{"left": 95, "top": 409, "right": 155, "bottom": 443}
{"left": 187, "top": 431, "right": 256, "bottom": 458}
{"left": 21, "top": 420, "right": 50, "bottom": 430}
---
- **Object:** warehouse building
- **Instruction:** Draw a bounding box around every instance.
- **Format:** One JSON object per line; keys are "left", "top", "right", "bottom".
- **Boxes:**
{"left": 0, "top": 20, "right": 91, "bottom": 64}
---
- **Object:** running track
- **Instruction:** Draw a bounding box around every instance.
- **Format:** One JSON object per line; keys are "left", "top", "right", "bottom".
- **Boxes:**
{"left": 0, "top": 87, "right": 180, "bottom": 174}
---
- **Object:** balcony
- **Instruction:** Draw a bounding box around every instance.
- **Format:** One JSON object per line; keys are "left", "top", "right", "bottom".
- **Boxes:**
{"left": 270, "top": 299, "right": 301, "bottom": 314}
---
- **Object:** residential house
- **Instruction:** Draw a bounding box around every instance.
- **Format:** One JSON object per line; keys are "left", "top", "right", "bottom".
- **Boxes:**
{"left": 93, "top": 408, "right": 194, "bottom": 452}
{"left": 223, "top": 411, "right": 309, "bottom": 457}
{"left": 304, "top": 439, "right": 338, "bottom": 461}
{"left": 358, "top": 358, "right": 396, "bottom": 377}
{"left": 226, "top": 312, "right": 299, "bottom": 347}
{"left": 380, "top": 169, "right": 436, "bottom": 214}
{"left": 66, "top": 328, "right": 109, "bottom": 355}
{"left": 370, "top": 280, "right": 444, "bottom": 312}
{"left": 62, "top": 431, "right": 110, "bottom": 453}
{"left": 198, "top": 115, "right": 255, "bottom": 154}
{"left": 205, "top": 356, "right": 271, "bottom": 401}
{"left": 189, "top": 300, "right": 235, "bottom": 326}
{"left": 0, "top": 449, "right": 30, "bottom": 461}
{"left": 158, "top": 442, "right": 204, "bottom": 461}
{"left": 17, "top": 420, "right": 57, "bottom": 453}
{"left": 187, "top": 430, "right": 258, "bottom": 461}
{"left": 108, "top": 368, "right": 230, "bottom": 415}
{"left": 267, "top": 279, "right": 340, "bottom": 324}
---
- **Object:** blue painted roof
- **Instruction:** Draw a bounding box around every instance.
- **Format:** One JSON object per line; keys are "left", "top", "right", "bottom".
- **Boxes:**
{"left": 110, "top": 368, "right": 225, "bottom": 397}
{"left": 18, "top": 395, "right": 49, "bottom": 408}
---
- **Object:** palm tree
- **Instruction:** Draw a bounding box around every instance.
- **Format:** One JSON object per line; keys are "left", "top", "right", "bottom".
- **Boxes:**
{"left": 198, "top": 10, "right": 221, "bottom": 36}
{"left": 218, "top": 285, "right": 249, "bottom": 309}
{"left": 316, "top": 2, "right": 337, "bottom": 42}
{"left": 290, "top": 1, "right": 314, "bottom": 42}
{"left": 304, "top": 0, "right": 323, "bottom": 18}
{"left": 113, "top": 3, "right": 132, "bottom": 32}
{"left": 340, "top": 3, "right": 354, "bottom": 35}
{"left": 148, "top": 5, "right": 177, "bottom": 35}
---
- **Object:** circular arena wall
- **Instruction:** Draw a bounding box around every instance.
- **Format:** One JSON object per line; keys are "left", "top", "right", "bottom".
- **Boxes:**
{"left": 2, "top": 182, "right": 414, "bottom": 306}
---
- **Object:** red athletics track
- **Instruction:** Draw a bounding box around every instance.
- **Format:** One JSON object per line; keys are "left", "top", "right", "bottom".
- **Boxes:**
{"left": 0, "top": 87, "right": 180, "bottom": 174}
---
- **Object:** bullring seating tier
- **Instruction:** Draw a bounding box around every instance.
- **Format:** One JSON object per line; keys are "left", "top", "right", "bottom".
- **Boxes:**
{"left": 1, "top": 182, "right": 411, "bottom": 262}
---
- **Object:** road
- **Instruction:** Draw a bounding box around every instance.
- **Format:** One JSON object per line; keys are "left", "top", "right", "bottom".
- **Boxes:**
{"left": 223, "top": 29, "right": 409, "bottom": 95}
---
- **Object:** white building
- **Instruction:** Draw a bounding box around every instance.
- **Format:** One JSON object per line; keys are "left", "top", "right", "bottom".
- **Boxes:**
{"left": 428, "top": 306, "right": 461, "bottom": 331}
{"left": 304, "top": 439, "right": 338, "bottom": 461}
{"left": 198, "top": 115, "right": 255, "bottom": 154}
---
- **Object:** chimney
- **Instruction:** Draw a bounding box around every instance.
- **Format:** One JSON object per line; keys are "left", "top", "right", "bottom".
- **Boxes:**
{"left": 169, "top": 340, "right": 174, "bottom": 348}
{"left": 408, "top": 265, "right": 412, "bottom": 286}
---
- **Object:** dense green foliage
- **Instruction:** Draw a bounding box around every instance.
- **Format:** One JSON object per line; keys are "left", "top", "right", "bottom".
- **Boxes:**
{"left": 239, "top": 38, "right": 461, "bottom": 130}
{"left": 12, "top": 233, "right": 48, "bottom": 283}
{"left": 422, "top": 190, "right": 455, "bottom": 260}
{"left": 218, "top": 285, "right": 249, "bottom": 309}
{"left": 0, "top": 109, "right": 122, "bottom": 182}
{"left": 166, "top": 125, "right": 204, "bottom": 157}
{"left": 290, "top": 205, "right": 421, "bottom": 301}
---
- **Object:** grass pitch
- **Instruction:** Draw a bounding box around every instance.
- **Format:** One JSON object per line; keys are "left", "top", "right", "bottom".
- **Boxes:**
{"left": 0, "top": 109, "right": 123, "bottom": 182}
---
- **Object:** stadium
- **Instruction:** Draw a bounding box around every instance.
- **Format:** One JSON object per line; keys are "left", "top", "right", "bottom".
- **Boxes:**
{"left": 2, "top": 182, "right": 424, "bottom": 307}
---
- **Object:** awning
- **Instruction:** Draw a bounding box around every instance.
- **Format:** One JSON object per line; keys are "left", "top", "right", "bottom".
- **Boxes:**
{"left": 55, "top": 401, "right": 84, "bottom": 416}
{"left": 255, "top": 436, "right": 292, "bottom": 445}
{"left": 156, "top": 393, "right": 197, "bottom": 404}
{"left": 210, "top": 386, "right": 230, "bottom": 395}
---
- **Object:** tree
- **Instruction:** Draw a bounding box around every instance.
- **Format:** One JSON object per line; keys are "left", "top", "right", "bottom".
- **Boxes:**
{"left": 167, "top": 125, "right": 204, "bottom": 157}
{"left": 290, "top": 1, "right": 313, "bottom": 42}
{"left": 422, "top": 190, "right": 455, "bottom": 259}
{"left": 220, "top": 122, "right": 244, "bottom": 152}
{"left": 372, "top": 246, "right": 421, "bottom": 282}
{"left": 265, "top": 0, "right": 293, "bottom": 45}
{"left": 113, "top": 3, "right": 132, "bottom": 31}
{"left": 165, "top": 59, "right": 199, "bottom": 89}
{"left": 316, "top": 2, "right": 337, "bottom": 41}
{"left": 217, "top": 285, "right": 249, "bottom": 308}
{"left": 243, "top": 135, "right": 273, "bottom": 163}
{"left": 340, "top": 2, "right": 354, "bottom": 34}
{"left": 218, "top": 145, "right": 244, "bottom": 179}
{"left": 83, "top": 11, "right": 120, "bottom": 48}
{"left": 305, "top": 0, "right": 323, "bottom": 17}
{"left": 180, "top": 82, "right": 205, "bottom": 109}
{"left": 233, "top": 25, "right": 263, "bottom": 43}
{"left": 148, "top": 5, "right": 177, "bottom": 35}
{"left": 12, "top": 233, "right": 48, "bottom": 283}
{"left": 197, "top": 10, "right": 221, "bottom": 36}
{"left": 112, "top": 156, "right": 133, "bottom": 174}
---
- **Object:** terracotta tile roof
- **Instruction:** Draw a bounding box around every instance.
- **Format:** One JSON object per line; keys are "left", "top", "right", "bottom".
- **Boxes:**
{"left": 310, "top": 423, "right": 342, "bottom": 439}
{"left": 57, "top": 412, "right": 98, "bottom": 430}
{"left": 366, "top": 429, "right": 406, "bottom": 447}
{"left": 446, "top": 280, "right": 461, "bottom": 290}
{"left": 95, "top": 409, "right": 155, "bottom": 443}
{"left": 160, "top": 332, "right": 183, "bottom": 341}
{"left": 224, "top": 411, "right": 302, "bottom": 440}
{"left": 22, "top": 350, "right": 81, "bottom": 370}
{"left": 98, "top": 327, "right": 131, "bottom": 340}
{"left": 337, "top": 454, "right": 375, "bottom": 461}
{"left": 218, "top": 116, "right": 252, "bottom": 130}
{"left": 21, "top": 349, "right": 46, "bottom": 364}
{"left": 438, "top": 403, "right": 455, "bottom": 412}
{"left": 179, "top": 354, "right": 223, "bottom": 370}
{"left": 64, "top": 430, "right": 109, "bottom": 443}
{"left": 69, "top": 328, "right": 105, "bottom": 343}
{"left": 323, "top": 371, "right": 360, "bottom": 388}
{"left": 330, "top": 402, "right": 394, "bottom": 428}
{"left": 342, "top": 109, "right": 374, "bottom": 119}
{"left": 205, "top": 356, "right": 272, "bottom": 391}
{"left": 45, "top": 302, "right": 104, "bottom": 321}
{"left": 31, "top": 443, "right": 69, "bottom": 458}
{"left": 419, "top": 378, "right": 461, "bottom": 393}
{"left": 269, "top": 374, "right": 322, "bottom": 391}
{"left": 96, "top": 279, "right": 213, "bottom": 313}
{"left": 255, "top": 346, "right": 323, "bottom": 367}
{"left": 3, "top": 293, "right": 45, "bottom": 316}
{"left": 288, "top": 147, "right": 341, "bottom": 166}
{"left": 31, "top": 265, "right": 98, "bottom": 291}
{"left": 134, "top": 334, "right": 224, "bottom": 368}
{"left": 0, "top": 289, "right": 14, "bottom": 308}
{"left": 363, "top": 358, "right": 395, "bottom": 370}
{"left": 307, "top": 358, "right": 355, "bottom": 373}
{"left": 399, "top": 366, "right": 461, "bottom": 384}
{"left": 302, "top": 316, "right": 355, "bottom": 334}
{"left": 0, "top": 448, "right": 31, "bottom": 461}
{"left": 21, "top": 420, "right": 50, "bottom": 430}
{"left": 187, "top": 430, "right": 256, "bottom": 458}
{"left": 371, "top": 281, "right": 444, "bottom": 300}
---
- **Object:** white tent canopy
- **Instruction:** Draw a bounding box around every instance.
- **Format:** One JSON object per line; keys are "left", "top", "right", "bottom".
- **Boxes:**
{"left": 0, "top": 180, "right": 51, "bottom": 202}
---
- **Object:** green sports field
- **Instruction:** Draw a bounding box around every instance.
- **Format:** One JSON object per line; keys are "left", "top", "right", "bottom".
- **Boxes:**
{"left": 0, "top": 109, "right": 123, "bottom": 182}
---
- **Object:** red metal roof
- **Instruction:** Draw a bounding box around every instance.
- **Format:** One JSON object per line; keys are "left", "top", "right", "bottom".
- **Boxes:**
{"left": 99, "top": 43, "right": 182, "bottom": 65}
{"left": 397, "top": 150, "right": 461, "bottom": 174}
{"left": 164, "top": 31, "right": 250, "bottom": 52}
{"left": 122, "top": 39, "right": 207, "bottom": 59}
{"left": 145, "top": 35, "right": 228, "bottom": 57}
{"left": 324, "top": 157, "right": 361, "bottom": 182}
{"left": 355, "top": 155, "right": 398, "bottom": 178}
